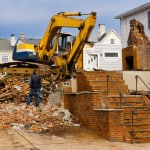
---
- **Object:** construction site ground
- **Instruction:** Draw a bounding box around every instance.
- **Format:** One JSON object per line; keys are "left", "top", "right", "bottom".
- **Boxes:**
{"left": 0, "top": 74, "right": 150, "bottom": 150}
{"left": 0, "top": 126, "right": 149, "bottom": 150}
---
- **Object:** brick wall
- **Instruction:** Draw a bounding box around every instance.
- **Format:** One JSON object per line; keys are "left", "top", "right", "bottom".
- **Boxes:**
{"left": 62, "top": 70, "right": 150, "bottom": 143}
{"left": 64, "top": 92, "right": 125, "bottom": 142}
{"left": 122, "top": 44, "right": 150, "bottom": 70}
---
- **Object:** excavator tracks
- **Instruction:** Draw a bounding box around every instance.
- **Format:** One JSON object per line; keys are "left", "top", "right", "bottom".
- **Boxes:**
{"left": 0, "top": 61, "right": 51, "bottom": 77}
{"left": 0, "top": 61, "right": 64, "bottom": 83}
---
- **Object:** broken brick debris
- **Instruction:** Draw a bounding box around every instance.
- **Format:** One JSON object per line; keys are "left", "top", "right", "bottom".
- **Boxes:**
{"left": 0, "top": 103, "right": 73, "bottom": 133}
{"left": 0, "top": 75, "right": 75, "bottom": 133}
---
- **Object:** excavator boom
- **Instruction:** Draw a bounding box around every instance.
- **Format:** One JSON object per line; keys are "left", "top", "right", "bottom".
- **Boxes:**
{"left": 37, "top": 12, "right": 96, "bottom": 61}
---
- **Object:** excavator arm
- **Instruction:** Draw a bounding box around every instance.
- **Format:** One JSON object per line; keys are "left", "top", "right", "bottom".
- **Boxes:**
{"left": 37, "top": 12, "right": 96, "bottom": 62}
{"left": 67, "top": 12, "right": 96, "bottom": 71}
{"left": 49, "top": 12, "right": 96, "bottom": 78}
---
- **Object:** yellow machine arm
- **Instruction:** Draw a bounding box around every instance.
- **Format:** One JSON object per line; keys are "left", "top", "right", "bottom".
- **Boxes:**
{"left": 36, "top": 12, "right": 96, "bottom": 63}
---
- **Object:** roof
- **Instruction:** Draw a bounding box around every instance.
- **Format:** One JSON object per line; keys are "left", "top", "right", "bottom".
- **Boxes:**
{"left": 89, "top": 29, "right": 120, "bottom": 43}
{"left": 26, "top": 39, "right": 40, "bottom": 46}
{"left": 19, "top": 38, "right": 40, "bottom": 46}
{"left": 0, "top": 38, "right": 12, "bottom": 50}
{"left": 115, "top": 2, "right": 150, "bottom": 19}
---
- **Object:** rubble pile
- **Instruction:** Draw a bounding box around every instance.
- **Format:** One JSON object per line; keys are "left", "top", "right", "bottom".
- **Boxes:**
{"left": 0, "top": 75, "right": 75, "bottom": 133}
{"left": 0, "top": 76, "right": 51, "bottom": 103}
{"left": 0, "top": 103, "right": 73, "bottom": 133}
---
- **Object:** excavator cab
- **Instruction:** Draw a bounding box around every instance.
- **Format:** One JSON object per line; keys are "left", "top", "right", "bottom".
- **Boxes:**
{"left": 57, "top": 33, "right": 73, "bottom": 54}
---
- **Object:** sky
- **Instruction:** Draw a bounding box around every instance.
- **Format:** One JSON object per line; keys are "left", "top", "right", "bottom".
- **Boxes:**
{"left": 0, "top": 0, "right": 149, "bottom": 40}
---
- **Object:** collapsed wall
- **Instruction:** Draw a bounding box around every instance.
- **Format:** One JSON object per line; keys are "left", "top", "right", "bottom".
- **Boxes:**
{"left": 122, "top": 19, "right": 150, "bottom": 71}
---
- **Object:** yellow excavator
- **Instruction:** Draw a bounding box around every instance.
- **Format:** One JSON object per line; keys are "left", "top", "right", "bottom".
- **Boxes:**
{"left": 0, "top": 11, "right": 96, "bottom": 81}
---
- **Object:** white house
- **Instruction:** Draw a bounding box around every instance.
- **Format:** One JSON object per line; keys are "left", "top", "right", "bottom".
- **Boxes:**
{"left": 83, "top": 24, "right": 122, "bottom": 71}
{"left": 0, "top": 34, "right": 15, "bottom": 63}
{"left": 115, "top": 2, "right": 150, "bottom": 92}
{"left": 115, "top": 2, "right": 150, "bottom": 48}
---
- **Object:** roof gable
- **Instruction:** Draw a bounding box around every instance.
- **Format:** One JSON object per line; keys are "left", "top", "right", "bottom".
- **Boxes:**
{"left": 89, "top": 29, "right": 120, "bottom": 43}
{"left": 100, "top": 29, "right": 120, "bottom": 42}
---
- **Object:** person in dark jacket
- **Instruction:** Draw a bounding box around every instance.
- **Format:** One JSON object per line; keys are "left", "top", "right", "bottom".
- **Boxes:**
{"left": 27, "top": 70, "right": 42, "bottom": 107}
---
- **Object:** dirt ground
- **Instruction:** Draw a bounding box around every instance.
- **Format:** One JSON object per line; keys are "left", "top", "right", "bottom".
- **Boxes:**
{"left": 0, "top": 126, "right": 149, "bottom": 150}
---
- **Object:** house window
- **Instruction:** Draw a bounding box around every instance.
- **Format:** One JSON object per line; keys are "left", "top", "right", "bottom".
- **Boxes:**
{"left": 110, "top": 39, "right": 115, "bottom": 44}
{"left": 2, "top": 55, "right": 8, "bottom": 63}
{"left": 148, "top": 11, "right": 150, "bottom": 29}
{"left": 105, "top": 53, "right": 118, "bottom": 57}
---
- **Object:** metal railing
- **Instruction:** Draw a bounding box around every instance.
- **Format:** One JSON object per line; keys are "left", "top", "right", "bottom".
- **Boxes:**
{"left": 106, "top": 75, "right": 125, "bottom": 108}
{"left": 135, "top": 75, "right": 150, "bottom": 94}
{"left": 106, "top": 74, "right": 136, "bottom": 137}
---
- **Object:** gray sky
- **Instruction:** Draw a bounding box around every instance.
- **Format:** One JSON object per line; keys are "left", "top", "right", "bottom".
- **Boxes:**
{"left": 0, "top": 0, "right": 149, "bottom": 39}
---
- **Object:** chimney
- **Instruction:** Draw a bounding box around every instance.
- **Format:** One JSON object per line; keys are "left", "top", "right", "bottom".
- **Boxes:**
{"left": 98, "top": 24, "right": 106, "bottom": 37}
{"left": 10, "top": 34, "right": 16, "bottom": 46}
{"left": 20, "top": 32, "right": 25, "bottom": 39}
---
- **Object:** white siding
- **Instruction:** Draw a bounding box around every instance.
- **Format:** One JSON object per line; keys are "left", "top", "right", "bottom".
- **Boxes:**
{"left": 120, "top": 9, "right": 150, "bottom": 48}
{"left": 94, "top": 44, "right": 122, "bottom": 71}
{"left": 0, "top": 50, "right": 14, "bottom": 63}
{"left": 83, "top": 29, "right": 122, "bottom": 71}
{"left": 83, "top": 44, "right": 122, "bottom": 71}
